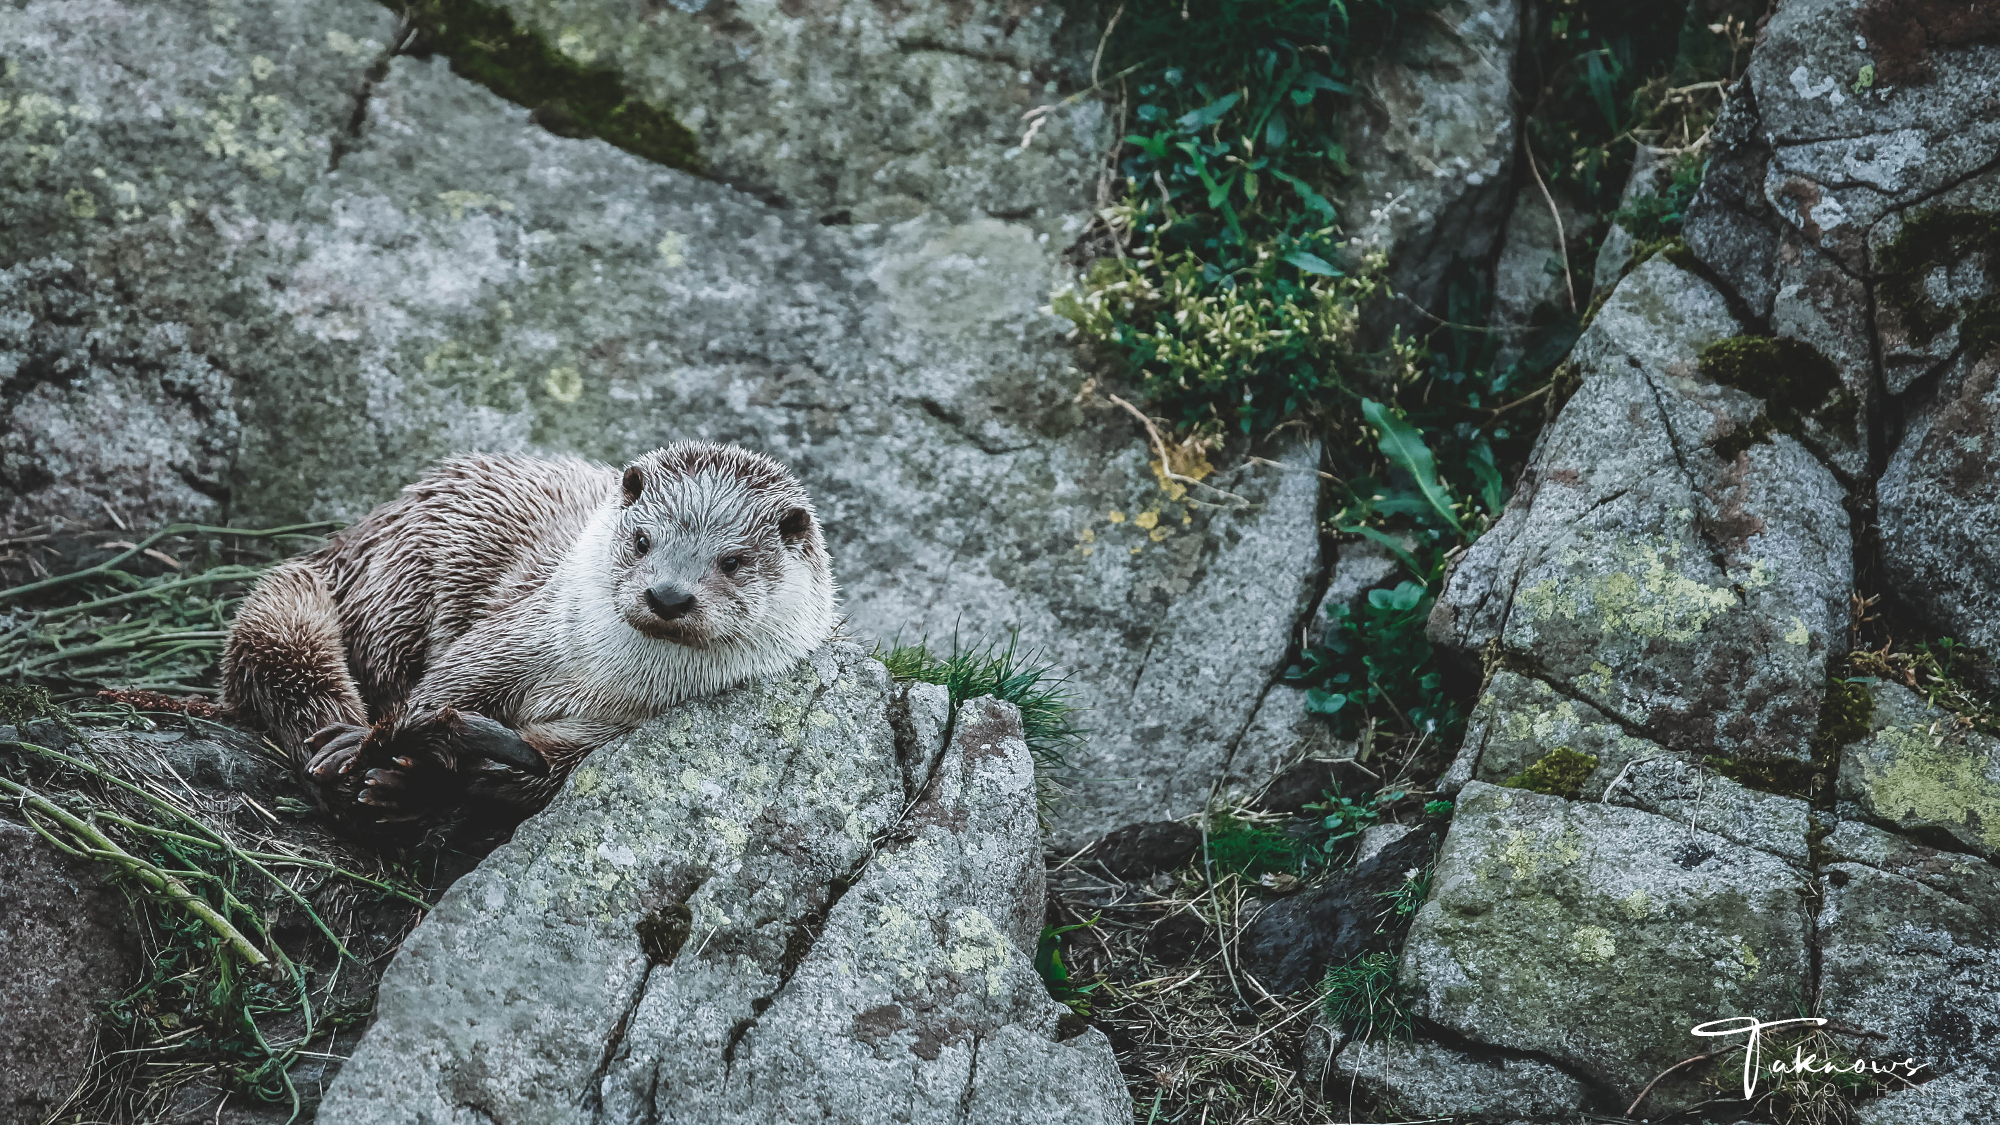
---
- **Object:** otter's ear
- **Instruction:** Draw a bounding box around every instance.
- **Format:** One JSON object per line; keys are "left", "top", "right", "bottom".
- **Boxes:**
{"left": 778, "top": 507, "right": 814, "bottom": 545}
{"left": 621, "top": 465, "right": 645, "bottom": 507}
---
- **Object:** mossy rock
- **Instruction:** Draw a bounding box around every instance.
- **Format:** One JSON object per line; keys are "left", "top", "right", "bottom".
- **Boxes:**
{"left": 1501, "top": 747, "right": 1599, "bottom": 800}
{"left": 1877, "top": 206, "right": 2000, "bottom": 363}
{"left": 1697, "top": 335, "right": 1858, "bottom": 452}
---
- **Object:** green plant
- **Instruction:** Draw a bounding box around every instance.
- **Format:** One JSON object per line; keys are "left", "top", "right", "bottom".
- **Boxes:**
{"left": 1616, "top": 152, "right": 1705, "bottom": 244}
{"left": 875, "top": 633, "right": 1087, "bottom": 778}
{"left": 1378, "top": 862, "right": 1433, "bottom": 920}
{"left": 1285, "top": 581, "right": 1462, "bottom": 742}
{"left": 1319, "top": 951, "right": 1413, "bottom": 1041}
{"left": 1, "top": 523, "right": 338, "bottom": 695}
{"left": 1, "top": 738, "right": 427, "bottom": 1116}
{"left": 1034, "top": 916, "right": 1104, "bottom": 1016}
{"left": 1056, "top": 0, "right": 1440, "bottom": 435}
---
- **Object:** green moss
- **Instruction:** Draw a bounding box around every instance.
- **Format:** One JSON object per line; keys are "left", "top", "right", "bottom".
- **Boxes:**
{"left": 1814, "top": 675, "right": 1875, "bottom": 753}
{"left": 1204, "top": 814, "right": 1306, "bottom": 878}
{"left": 1698, "top": 335, "right": 1859, "bottom": 452}
{"left": 398, "top": 0, "right": 700, "bottom": 171}
{"left": 1701, "top": 754, "right": 1819, "bottom": 800}
{"left": 0, "top": 684, "right": 59, "bottom": 725}
{"left": 1501, "top": 746, "right": 1599, "bottom": 799}
{"left": 1877, "top": 206, "right": 2000, "bottom": 364}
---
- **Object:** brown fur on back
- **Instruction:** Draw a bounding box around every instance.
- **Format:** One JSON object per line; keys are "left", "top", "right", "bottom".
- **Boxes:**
{"left": 305, "top": 455, "right": 614, "bottom": 718}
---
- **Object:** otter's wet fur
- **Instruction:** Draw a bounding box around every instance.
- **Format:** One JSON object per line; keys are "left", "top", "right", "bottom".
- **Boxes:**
{"left": 221, "top": 442, "right": 837, "bottom": 824}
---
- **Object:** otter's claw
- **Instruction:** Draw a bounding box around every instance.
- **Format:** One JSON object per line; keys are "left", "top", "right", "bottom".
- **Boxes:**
{"left": 304, "top": 723, "right": 370, "bottom": 779}
{"left": 453, "top": 712, "right": 549, "bottom": 775}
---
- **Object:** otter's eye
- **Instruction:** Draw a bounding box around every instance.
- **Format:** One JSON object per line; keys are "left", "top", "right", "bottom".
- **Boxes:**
{"left": 634, "top": 531, "right": 651, "bottom": 555}
{"left": 718, "top": 555, "right": 743, "bottom": 575}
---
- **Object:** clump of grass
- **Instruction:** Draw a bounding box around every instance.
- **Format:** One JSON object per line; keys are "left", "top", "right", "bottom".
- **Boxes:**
{"left": 1848, "top": 637, "right": 2000, "bottom": 737}
{"left": 1319, "top": 951, "right": 1413, "bottom": 1042}
{"left": 876, "top": 633, "right": 1087, "bottom": 778}
{"left": 1, "top": 522, "right": 338, "bottom": 697}
{"left": 1, "top": 734, "right": 429, "bottom": 1119}
{"left": 1502, "top": 746, "right": 1600, "bottom": 799}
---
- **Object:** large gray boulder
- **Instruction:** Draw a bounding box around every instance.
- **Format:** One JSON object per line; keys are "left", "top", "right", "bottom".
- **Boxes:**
{"left": 319, "top": 641, "right": 1130, "bottom": 1123}
{"left": 1401, "top": 781, "right": 1812, "bottom": 1113}
{"left": 1430, "top": 258, "right": 1852, "bottom": 764}
{"left": 0, "top": 818, "right": 141, "bottom": 1125}
{"left": 0, "top": 0, "right": 1324, "bottom": 840}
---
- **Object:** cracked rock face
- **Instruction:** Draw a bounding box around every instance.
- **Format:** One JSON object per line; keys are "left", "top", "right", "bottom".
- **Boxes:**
{"left": 320, "top": 641, "right": 1130, "bottom": 1123}
{"left": 1431, "top": 258, "right": 1852, "bottom": 763}
{"left": 1838, "top": 680, "right": 2000, "bottom": 862}
{"left": 1401, "top": 781, "right": 1813, "bottom": 1114}
{"left": 0, "top": 0, "right": 1329, "bottom": 841}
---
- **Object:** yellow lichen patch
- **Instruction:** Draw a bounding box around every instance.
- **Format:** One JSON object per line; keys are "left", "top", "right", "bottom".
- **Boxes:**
{"left": 1736, "top": 941, "right": 1761, "bottom": 979}
{"left": 656, "top": 232, "right": 685, "bottom": 268}
{"left": 1130, "top": 545, "right": 1143, "bottom": 556}
{"left": 1520, "top": 538, "right": 1741, "bottom": 642}
{"left": 1107, "top": 510, "right": 1126, "bottom": 523}
{"left": 1150, "top": 526, "right": 1170, "bottom": 542}
{"left": 1784, "top": 617, "right": 1811, "bottom": 646}
{"left": 1500, "top": 828, "right": 1542, "bottom": 880}
{"left": 1076, "top": 527, "right": 1095, "bottom": 544}
{"left": 178, "top": 78, "right": 309, "bottom": 180}
{"left": 1570, "top": 925, "right": 1617, "bottom": 964}
{"left": 703, "top": 815, "right": 749, "bottom": 857}
{"left": 945, "top": 909, "right": 1015, "bottom": 998}
{"left": 1864, "top": 725, "right": 2000, "bottom": 849}
{"left": 249, "top": 54, "right": 277, "bottom": 81}
{"left": 544, "top": 365, "right": 583, "bottom": 403}
{"left": 65, "top": 188, "right": 96, "bottom": 219}
{"left": 1620, "top": 889, "right": 1651, "bottom": 920}
{"left": 437, "top": 190, "right": 516, "bottom": 220}
{"left": 1133, "top": 510, "right": 1160, "bottom": 530}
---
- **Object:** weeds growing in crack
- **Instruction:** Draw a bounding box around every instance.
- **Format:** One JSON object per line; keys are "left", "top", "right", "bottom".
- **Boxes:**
{"left": 876, "top": 632, "right": 1086, "bottom": 809}
{"left": 1044, "top": 784, "right": 1439, "bottom": 1124}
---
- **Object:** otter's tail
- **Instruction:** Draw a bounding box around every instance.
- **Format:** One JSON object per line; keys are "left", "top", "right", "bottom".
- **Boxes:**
{"left": 221, "top": 561, "right": 366, "bottom": 764}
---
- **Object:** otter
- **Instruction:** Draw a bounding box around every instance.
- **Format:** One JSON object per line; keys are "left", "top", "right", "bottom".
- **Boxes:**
{"left": 221, "top": 442, "right": 837, "bottom": 825}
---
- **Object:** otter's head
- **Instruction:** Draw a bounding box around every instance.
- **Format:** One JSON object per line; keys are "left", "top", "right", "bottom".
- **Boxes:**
{"left": 611, "top": 443, "right": 836, "bottom": 654}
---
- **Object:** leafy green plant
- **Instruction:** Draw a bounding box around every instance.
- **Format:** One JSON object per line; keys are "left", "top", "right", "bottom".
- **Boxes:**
{"left": 1319, "top": 951, "right": 1413, "bottom": 1041}
{"left": 876, "top": 633, "right": 1087, "bottom": 776}
{"left": 1057, "top": 0, "right": 1440, "bottom": 435}
{"left": 1034, "top": 916, "right": 1104, "bottom": 1016}
{"left": 1285, "top": 581, "right": 1462, "bottom": 742}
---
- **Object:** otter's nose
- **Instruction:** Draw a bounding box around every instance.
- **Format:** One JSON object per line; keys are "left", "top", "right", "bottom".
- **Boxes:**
{"left": 645, "top": 583, "right": 697, "bottom": 621}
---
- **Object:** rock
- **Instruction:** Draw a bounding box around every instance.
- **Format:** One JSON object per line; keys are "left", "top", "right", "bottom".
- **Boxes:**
{"left": 1320, "top": 538, "right": 1406, "bottom": 622}
{"left": 1818, "top": 818, "right": 2000, "bottom": 1095}
{"left": 1079, "top": 820, "right": 1202, "bottom": 880}
{"left": 1225, "top": 684, "right": 1346, "bottom": 806}
{"left": 478, "top": 0, "right": 1109, "bottom": 233}
{"left": 1854, "top": 1073, "right": 2000, "bottom": 1125}
{"left": 1878, "top": 350, "right": 2000, "bottom": 657}
{"left": 0, "top": 819, "right": 140, "bottom": 1125}
{"left": 1488, "top": 188, "right": 1583, "bottom": 371}
{"left": 1237, "top": 825, "right": 1436, "bottom": 996}
{"left": 1352, "top": 822, "right": 1420, "bottom": 868}
{"left": 1685, "top": 0, "right": 2000, "bottom": 476}
{"left": 1591, "top": 143, "right": 1669, "bottom": 296}
{"left": 1603, "top": 756, "right": 1813, "bottom": 866}
{"left": 1444, "top": 670, "right": 1663, "bottom": 800}
{"left": 1340, "top": 0, "right": 1522, "bottom": 312}
{"left": 319, "top": 642, "right": 1130, "bottom": 1123}
{"left": 1836, "top": 681, "right": 2000, "bottom": 861}
{"left": 1401, "top": 781, "right": 1811, "bottom": 1113}
{"left": 0, "top": 0, "right": 1325, "bottom": 841}
{"left": 1430, "top": 259, "right": 1852, "bottom": 764}
{"left": 1329, "top": 1036, "right": 1589, "bottom": 1120}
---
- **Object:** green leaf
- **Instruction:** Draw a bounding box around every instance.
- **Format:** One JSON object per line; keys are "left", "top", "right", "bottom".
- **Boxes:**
{"left": 1269, "top": 169, "right": 1337, "bottom": 221}
{"left": 1361, "top": 399, "right": 1464, "bottom": 536}
{"left": 1283, "top": 250, "right": 1341, "bottom": 276}
{"left": 1468, "top": 444, "right": 1506, "bottom": 516}
{"left": 1176, "top": 91, "right": 1241, "bottom": 131}
{"left": 1264, "top": 111, "right": 1288, "bottom": 148}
